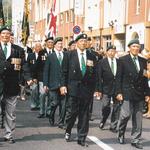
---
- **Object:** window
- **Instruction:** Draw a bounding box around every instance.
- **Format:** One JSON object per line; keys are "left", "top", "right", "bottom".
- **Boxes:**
{"left": 136, "top": 0, "right": 141, "bottom": 15}
{"left": 66, "top": 11, "right": 69, "bottom": 23}
{"left": 60, "top": 13, "right": 64, "bottom": 24}
{"left": 70, "top": 9, "right": 74, "bottom": 22}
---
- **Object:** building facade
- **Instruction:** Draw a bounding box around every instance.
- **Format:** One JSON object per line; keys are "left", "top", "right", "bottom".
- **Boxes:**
{"left": 27, "top": 0, "right": 150, "bottom": 51}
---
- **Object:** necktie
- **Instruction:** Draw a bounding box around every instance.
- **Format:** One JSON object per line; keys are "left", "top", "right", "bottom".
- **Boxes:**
{"left": 58, "top": 52, "right": 62, "bottom": 65}
{"left": 111, "top": 58, "right": 114, "bottom": 75}
{"left": 132, "top": 56, "right": 139, "bottom": 72}
{"left": 3, "top": 43, "right": 7, "bottom": 57}
{"left": 81, "top": 53, "right": 86, "bottom": 76}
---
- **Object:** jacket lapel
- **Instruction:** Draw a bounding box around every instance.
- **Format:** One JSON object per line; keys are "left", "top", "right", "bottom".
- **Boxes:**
{"left": 105, "top": 58, "right": 114, "bottom": 76}
{"left": 73, "top": 50, "right": 82, "bottom": 77}
{"left": 0, "top": 44, "right": 6, "bottom": 59}
{"left": 127, "top": 54, "right": 139, "bottom": 75}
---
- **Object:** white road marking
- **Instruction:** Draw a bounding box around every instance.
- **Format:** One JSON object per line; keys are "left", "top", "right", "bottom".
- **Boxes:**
{"left": 87, "top": 136, "right": 114, "bottom": 150}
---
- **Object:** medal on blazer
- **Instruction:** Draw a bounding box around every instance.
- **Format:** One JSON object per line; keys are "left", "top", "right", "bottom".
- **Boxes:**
{"left": 41, "top": 55, "right": 46, "bottom": 60}
{"left": 11, "top": 58, "right": 21, "bottom": 71}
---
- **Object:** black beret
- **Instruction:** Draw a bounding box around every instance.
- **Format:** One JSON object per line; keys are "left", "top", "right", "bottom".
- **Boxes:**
{"left": 68, "top": 40, "right": 75, "bottom": 46}
{"left": 107, "top": 45, "right": 116, "bottom": 51}
{"left": 75, "top": 33, "right": 87, "bottom": 42}
{"left": 54, "top": 37, "right": 63, "bottom": 45}
{"left": 45, "top": 37, "right": 54, "bottom": 42}
{"left": 0, "top": 26, "right": 11, "bottom": 33}
{"left": 87, "top": 37, "right": 91, "bottom": 41}
{"left": 128, "top": 39, "right": 140, "bottom": 47}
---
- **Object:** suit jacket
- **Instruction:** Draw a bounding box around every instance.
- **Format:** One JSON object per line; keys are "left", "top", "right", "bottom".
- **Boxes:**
{"left": 0, "top": 43, "right": 31, "bottom": 97}
{"left": 43, "top": 51, "right": 66, "bottom": 90}
{"left": 95, "top": 57, "right": 119, "bottom": 96}
{"left": 61, "top": 49, "right": 96, "bottom": 98}
{"left": 116, "top": 54, "right": 149, "bottom": 101}
{"left": 27, "top": 52, "right": 39, "bottom": 79}
{"left": 36, "top": 49, "right": 53, "bottom": 81}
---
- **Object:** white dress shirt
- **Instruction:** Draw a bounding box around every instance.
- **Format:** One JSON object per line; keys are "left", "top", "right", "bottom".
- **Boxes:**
{"left": 107, "top": 57, "right": 117, "bottom": 76}
{"left": 54, "top": 49, "right": 63, "bottom": 60}
{"left": 1, "top": 42, "right": 11, "bottom": 59}
{"left": 77, "top": 48, "right": 87, "bottom": 70}
{"left": 130, "top": 53, "right": 140, "bottom": 71}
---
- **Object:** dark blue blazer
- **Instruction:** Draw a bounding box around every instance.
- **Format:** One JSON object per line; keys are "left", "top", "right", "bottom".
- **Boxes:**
{"left": 43, "top": 51, "right": 66, "bottom": 90}
{"left": 116, "top": 54, "right": 149, "bottom": 101}
{"left": 61, "top": 49, "right": 96, "bottom": 98}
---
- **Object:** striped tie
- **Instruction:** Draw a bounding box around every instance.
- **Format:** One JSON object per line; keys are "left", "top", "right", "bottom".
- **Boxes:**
{"left": 3, "top": 43, "right": 7, "bottom": 57}
{"left": 81, "top": 53, "right": 86, "bottom": 76}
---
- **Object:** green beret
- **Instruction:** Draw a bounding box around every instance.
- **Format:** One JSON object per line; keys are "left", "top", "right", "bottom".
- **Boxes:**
{"left": 107, "top": 45, "right": 116, "bottom": 51}
{"left": 54, "top": 37, "right": 63, "bottom": 45}
{"left": 0, "top": 26, "right": 11, "bottom": 33}
{"left": 45, "top": 37, "right": 54, "bottom": 42}
{"left": 75, "top": 33, "right": 87, "bottom": 42}
{"left": 128, "top": 39, "right": 140, "bottom": 47}
{"left": 68, "top": 40, "right": 75, "bottom": 46}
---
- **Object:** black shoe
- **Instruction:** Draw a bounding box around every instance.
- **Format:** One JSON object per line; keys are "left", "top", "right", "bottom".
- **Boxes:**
{"left": 99, "top": 122, "right": 105, "bottom": 129}
{"left": 37, "top": 114, "right": 45, "bottom": 118}
{"left": 109, "top": 128, "right": 117, "bottom": 133}
{"left": 49, "top": 118, "right": 54, "bottom": 126}
{"left": 118, "top": 136, "right": 125, "bottom": 144}
{"left": 4, "top": 138, "right": 15, "bottom": 144}
{"left": 131, "top": 143, "right": 143, "bottom": 149}
{"left": 77, "top": 140, "right": 88, "bottom": 147}
{"left": 65, "top": 133, "right": 71, "bottom": 142}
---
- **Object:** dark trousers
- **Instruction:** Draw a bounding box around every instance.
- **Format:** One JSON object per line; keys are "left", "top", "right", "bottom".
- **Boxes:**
{"left": 118, "top": 100, "right": 143, "bottom": 143}
{"left": 49, "top": 90, "right": 65, "bottom": 125}
{"left": 65, "top": 96, "right": 91, "bottom": 142}
{"left": 101, "top": 94, "right": 121, "bottom": 129}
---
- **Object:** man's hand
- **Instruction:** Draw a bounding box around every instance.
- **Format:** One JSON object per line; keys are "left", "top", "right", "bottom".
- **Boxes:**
{"left": 145, "top": 96, "right": 150, "bottom": 102}
{"left": 60, "top": 86, "right": 67, "bottom": 95}
{"left": 43, "top": 86, "right": 49, "bottom": 93}
{"left": 116, "top": 93, "right": 123, "bottom": 101}
{"left": 33, "top": 79, "right": 38, "bottom": 83}
{"left": 94, "top": 92, "right": 102, "bottom": 100}
{"left": 27, "top": 80, "right": 33, "bottom": 86}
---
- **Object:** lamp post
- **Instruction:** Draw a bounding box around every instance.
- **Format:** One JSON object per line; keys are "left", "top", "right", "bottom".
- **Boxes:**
{"left": 88, "top": 26, "right": 93, "bottom": 38}
{"left": 108, "top": 20, "right": 114, "bottom": 44}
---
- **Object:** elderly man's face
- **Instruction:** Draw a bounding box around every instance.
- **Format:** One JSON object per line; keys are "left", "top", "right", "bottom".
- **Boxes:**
{"left": 107, "top": 49, "right": 116, "bottom": 58}
{"left": 55, "top": 41, "right": 63, "bottom": 51}
{"left": 76, "top": 39, "right": 87, "bottom": 51}
{"left": 46, "top": 40, "right": 54, "bottom": 49}
{"left": 0, "top": 30, "right": 11, "bottom": 43}
{"left": 129, "top": 44, "right": 140, "bottom": 56}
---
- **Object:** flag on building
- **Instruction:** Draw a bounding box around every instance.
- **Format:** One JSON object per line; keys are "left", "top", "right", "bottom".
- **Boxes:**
{"left": 0, "top": 0, "right": 5, "bottom": 28}
{"left": 21, "top": 0, "right": 30, "bottom": 46}
{"left": 46, "top": 0, "right": 57, "bottom": 38}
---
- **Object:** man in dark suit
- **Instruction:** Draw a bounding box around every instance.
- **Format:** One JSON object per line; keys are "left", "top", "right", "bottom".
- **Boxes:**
{"left": 86, "top": 37, "right": 102, "bottom": 121}
{"left": 0, "top": 27, "right": 32, "bottom": 143}
{"left": 116, "top": 39, "right": 150, "bottom": 149}
{"left": 43, "top": 37, "right": 66, "bottom": 128}
{"left": 95, "top": 45, "right": 121, "bottom": 132}
{"left": 27, "top": 42, "right": 42, "bottom": 110}
{"left": 37, "top": 37, "right": 54, "bottom": 118}
{"left": 60, "top": 33, "right": 96, "bottom": 146}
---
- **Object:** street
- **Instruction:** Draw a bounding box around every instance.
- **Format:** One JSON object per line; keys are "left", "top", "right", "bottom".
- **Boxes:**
{"left": 0, "top": 99, "right": 150, "bottom": 150}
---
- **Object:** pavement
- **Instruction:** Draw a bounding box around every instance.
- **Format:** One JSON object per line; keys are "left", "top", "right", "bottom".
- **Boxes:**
{"left": 0, "top": 99, "right": 150, "bottom": 150}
